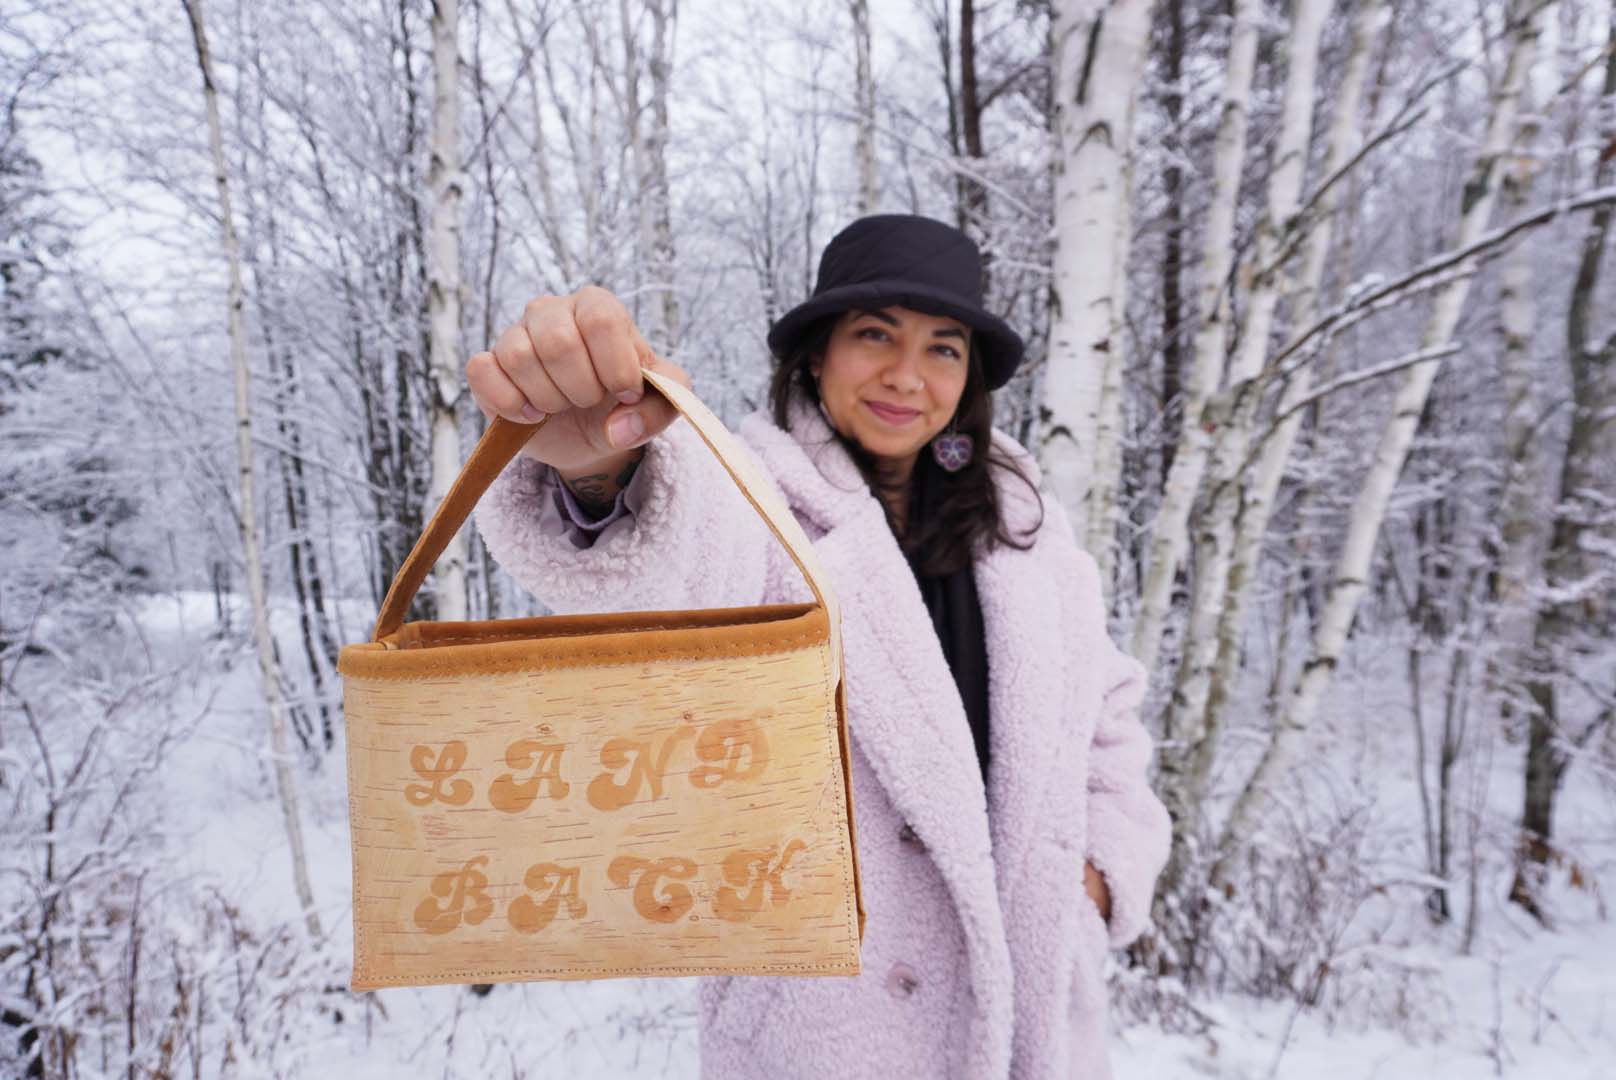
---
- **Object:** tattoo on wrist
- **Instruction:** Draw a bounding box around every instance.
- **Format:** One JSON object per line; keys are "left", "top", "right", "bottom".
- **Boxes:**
{"left": 563, "top": 449, "right": 642, "bottom": 518}
{"left": 568, "top": 472, "right": 613, "bottom": 517}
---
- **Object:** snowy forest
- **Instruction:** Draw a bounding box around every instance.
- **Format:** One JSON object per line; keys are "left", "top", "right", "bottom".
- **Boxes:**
{"left": 3, "top": 0, "right": 1614, "bottom": 1075}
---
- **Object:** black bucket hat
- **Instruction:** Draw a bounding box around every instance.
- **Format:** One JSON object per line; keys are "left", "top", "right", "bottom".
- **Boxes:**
{"left": 766, "top": 214, "right": 1026, "bottom": 390}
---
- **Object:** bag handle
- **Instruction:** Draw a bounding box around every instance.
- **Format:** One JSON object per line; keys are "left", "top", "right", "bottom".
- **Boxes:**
{"left": 370, "top": 366, "right": 843, "bottom": 663}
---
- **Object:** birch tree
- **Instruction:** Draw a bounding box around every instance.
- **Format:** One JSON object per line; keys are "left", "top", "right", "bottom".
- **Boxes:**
{"left": 1202, "top": 0, "right": 1390, "bottom": 812}
{"left": 1129, "top": 0, "right": 1260, "bottom": 676}
{"left": 228, "top": 15, "right": 352, "bottom": 751}
{"left": 1209, "top": 0, "right": 1555, "bottom": 890}
{"left": 1155, "top": 0, "right": 1333, "bottom": 897}
{"left": 1042, "top": 0, "right": 1155, "bottom": 584}
{"left": 181, "top": 0, "right": 321, "bottom": 939}
{"left": 851, "top": 0, "right": 877, "bottom": 214}
{"left": 1511, "top": 4, "right": 1616, "bottom": 920}
{"left": 644, "top": 0, "right": 679, "bottom": 351}
{"left": 427, "top": 0, "right": 468, "bottom": 623}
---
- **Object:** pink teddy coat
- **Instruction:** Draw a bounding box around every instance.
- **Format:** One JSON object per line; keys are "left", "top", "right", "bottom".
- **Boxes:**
{"left": 473, "top": 391, "right": 1172, "bottom": 1080}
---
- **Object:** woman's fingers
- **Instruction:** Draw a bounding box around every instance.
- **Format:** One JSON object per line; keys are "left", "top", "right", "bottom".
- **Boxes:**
{"left": 468, "top": 348, "right": 537, "bottom": 422}
{"left": 492, "top": 321, "right": 568, "bottom": 415}
{"left": 466, "top": 287, "right": 693, "bottom": 467}
{"left": 522, "top": 296, "right": 605, "bottom": 410}
{"left": 574, "top": 286, "right": 646, "bottom": 405}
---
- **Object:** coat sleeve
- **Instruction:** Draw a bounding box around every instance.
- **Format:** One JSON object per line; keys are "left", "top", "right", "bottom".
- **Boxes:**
{"left": 1082, "top": 615, "right": 1171, "bottom": 951}
{"left": 1033, "top": 476, "right": 1172, "bottom": 952}
{"left": 472, "top": 415, "right": 791, "bottom": 615}
{"left": 1066, "top": 544, "right": 1171, "bottom": 951}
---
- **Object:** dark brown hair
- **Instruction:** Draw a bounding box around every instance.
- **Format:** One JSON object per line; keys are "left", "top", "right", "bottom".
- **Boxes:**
{"left": 767, "top": 312, "right": 1044, "bottom": 576}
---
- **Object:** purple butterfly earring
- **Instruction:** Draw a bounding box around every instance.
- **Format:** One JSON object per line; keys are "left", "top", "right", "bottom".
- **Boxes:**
{"left": 931, "top": 418, "right": 973, "bottom": 472}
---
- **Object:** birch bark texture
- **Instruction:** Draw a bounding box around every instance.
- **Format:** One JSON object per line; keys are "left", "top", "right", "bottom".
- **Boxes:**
{"left": 1155, "top": 0, "right": 1334, "bottom": 894}
{"left": 1512, "top": 4, "right": 1616, "bottom": 918}
{"left": 1204, "top": 0, "right": 1389, "bottom": 816}
{"left": 428, "top": 0, "right": 469, "bottom": 624}
{"left": 851, "top": 0, "right": 878, "bottom": 215}
{"left": 1211, "top": 0, "right": 1556, "bottom": 885}
{"left": 180, "top": 0, "right": 321, "bottom": 940}
{"left": 646, "top": 0, "right": 679, "bottom": 351}
{"left": 1129, "top": 0, "right": 1260, "bottom": 677}
{"left": 1043, "top": 0, "right": 1155, "bottom": 585}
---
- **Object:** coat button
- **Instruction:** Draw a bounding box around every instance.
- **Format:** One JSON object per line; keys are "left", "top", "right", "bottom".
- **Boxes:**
{"left": 885, "top": 961, "right": 920, "bottom": 999}
{"left": 898, "top": 822, "right": 924, "bottom": 849}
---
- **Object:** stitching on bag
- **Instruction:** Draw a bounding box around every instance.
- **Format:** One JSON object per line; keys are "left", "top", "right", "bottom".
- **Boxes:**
{"left": 411, "top": 618, "right": 801, "bottom": 646}
{"left": 815, "top": 640, "right": 859, "bottom": 959}
{"left": 346, "top": 631, "right": 827, "bottom": 680}
{"left": 353, "top": 958, "right": 857, "bottom": 984}
{"left": 347, "top": 748, "right": 368, "bottom": 979}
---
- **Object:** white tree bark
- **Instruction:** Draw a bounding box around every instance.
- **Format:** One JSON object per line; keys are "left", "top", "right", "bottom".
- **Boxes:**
{"left": 851, "top": 0, "right": 878, "bottom": 215}
{"left": 1042, "top": 0, "right": 1155, "bottom": 583}
{"left": 181, "top": 0, "right": 321, "bottom": 940}
{"left": 1211, "top": 0, "right": 1553, "bottom": 882}
{"left": 428, "top": 0, "right": 468, "bottom": 623}
{"left": 1512, "top": 9, "right": 1616, "bottom": 916}
{"left": 1491, "top": 110, "right": 1548, "bottom": 671}
{"left": 1129, "top": 0, "right": 1260, "bottom": 674}
{"left": 646, "top": 0, "right": 679, "bottom": 351}
{"left": 617, "top": 0, "right": 646, "bottom": 322}
{"left": 1161, "top": 0, "right": 1333, "bottom": 864}
{"left": 1204, "top": 0, "right": 1388, "bottom": 789}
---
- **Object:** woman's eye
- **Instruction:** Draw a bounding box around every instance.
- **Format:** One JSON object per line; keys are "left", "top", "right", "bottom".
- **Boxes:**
{"left": 934, "top": 345, "right": 961, "bottom": 360}
{"left": 857, "top": 327, "right": 889, "bottom": 342}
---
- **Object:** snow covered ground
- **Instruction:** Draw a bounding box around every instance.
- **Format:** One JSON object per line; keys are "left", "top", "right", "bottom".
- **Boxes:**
{"left": 143, "top": 591, "right": 1614, "bottom": 1078}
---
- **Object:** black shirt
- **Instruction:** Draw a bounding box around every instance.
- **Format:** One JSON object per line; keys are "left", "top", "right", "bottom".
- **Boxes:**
{"left": 901, "top": 460, "right": 992, "bottom": 784}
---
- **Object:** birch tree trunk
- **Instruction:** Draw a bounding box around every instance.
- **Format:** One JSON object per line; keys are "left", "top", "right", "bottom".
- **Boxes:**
{"left": 614, "top": 0, "right": 646, "bottom": 318}
{"left": 1204, "top": 0, "right": 1388, "bottom": 807}
{"left": 239, "top": 37, "right": 341, "bottom": 749}
{"left": 1129, "top": 0, "right": 1260, "bottom": 675}
{"left": 1211, "top": 0, "right": 1553, "bottom": 887}
{"left": 1511, "top": 4, "right": 1616, "bottom": 919}
{"left": 1156, "top": 0, "right": 1333, "bottom": 896}
{"left": 851, "top": 0, "right": 877, "bottom": 215}
{"left": 1042, "top": 0, "right": 1154, "bottom": 584}
{"left": 427, "top": 0, "right": 467, "bottom": 623}
{"left": 1156, "top": 0, "right": 1188, "bottom": 490}
{"left": 646, "top": 0, "right": 679, "bottom": 351}
{"left": 181, "top": 0, "right": 321, "bottom": 940}
{"left": 1485, "top": 100, "right": 1551, "bottom": 720}
{"left": 955, "top": 0, "right": 990, "bottom": 289}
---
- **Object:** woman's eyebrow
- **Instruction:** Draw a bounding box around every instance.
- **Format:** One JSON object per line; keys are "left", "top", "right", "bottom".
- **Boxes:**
{"left": 853, "top": 308, "right": 966, "bottom": 340}
{"left": 853, "top": 308, "right": 901, "bottom": 326}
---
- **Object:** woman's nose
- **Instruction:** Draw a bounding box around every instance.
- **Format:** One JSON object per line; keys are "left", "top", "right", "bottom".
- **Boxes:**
{"left": 881, "top": 345, "right": 926, "bottom": 392}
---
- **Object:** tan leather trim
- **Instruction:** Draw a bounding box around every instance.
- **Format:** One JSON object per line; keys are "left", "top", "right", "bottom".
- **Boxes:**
{"left": 350, "top": 958, "right": 860, "bottom": 990}
{"left": 835, "top": 672, "right": 867, "bottom": 941}
{"left": 339, "top": 604, "right": 828, "bottom": 680}
{"left": 370, "top": 367, "right": 841, "bottom": 664}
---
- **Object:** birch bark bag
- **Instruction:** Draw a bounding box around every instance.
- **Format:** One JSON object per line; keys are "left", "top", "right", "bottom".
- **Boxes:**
{"left": 337, "top": 367, "right": 865, "bottom": 990}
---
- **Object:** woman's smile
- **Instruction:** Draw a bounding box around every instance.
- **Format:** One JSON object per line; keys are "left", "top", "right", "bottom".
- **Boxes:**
{"left": 866, "top": 400, "right": 921, "bottom": 424}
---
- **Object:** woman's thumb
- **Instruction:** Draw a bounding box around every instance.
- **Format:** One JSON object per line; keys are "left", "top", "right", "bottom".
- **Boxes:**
{"left": 605, "top": 355, "right": 689, "bottom": 450}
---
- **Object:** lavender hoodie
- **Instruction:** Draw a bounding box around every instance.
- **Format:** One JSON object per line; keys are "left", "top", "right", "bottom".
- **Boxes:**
{"left": 473, "top": 393, "right": 1172, "bottom": 1080}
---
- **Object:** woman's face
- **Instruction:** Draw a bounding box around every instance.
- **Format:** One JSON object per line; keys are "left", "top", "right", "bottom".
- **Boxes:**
{"left": 810, "top": 306, "right": 972, "bottom": 478}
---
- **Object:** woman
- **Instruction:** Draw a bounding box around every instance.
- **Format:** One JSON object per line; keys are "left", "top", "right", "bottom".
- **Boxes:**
{"left": 467, "top": 214, "right": 1171, "bottom": 1080}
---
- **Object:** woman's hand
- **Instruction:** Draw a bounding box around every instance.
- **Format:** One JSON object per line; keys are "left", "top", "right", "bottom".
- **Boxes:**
{"left": 466, "top": 285, "right": 692, "bottom": 472}
{"left": 1083, "top": 860, "right": 1111, "bottom": 923}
